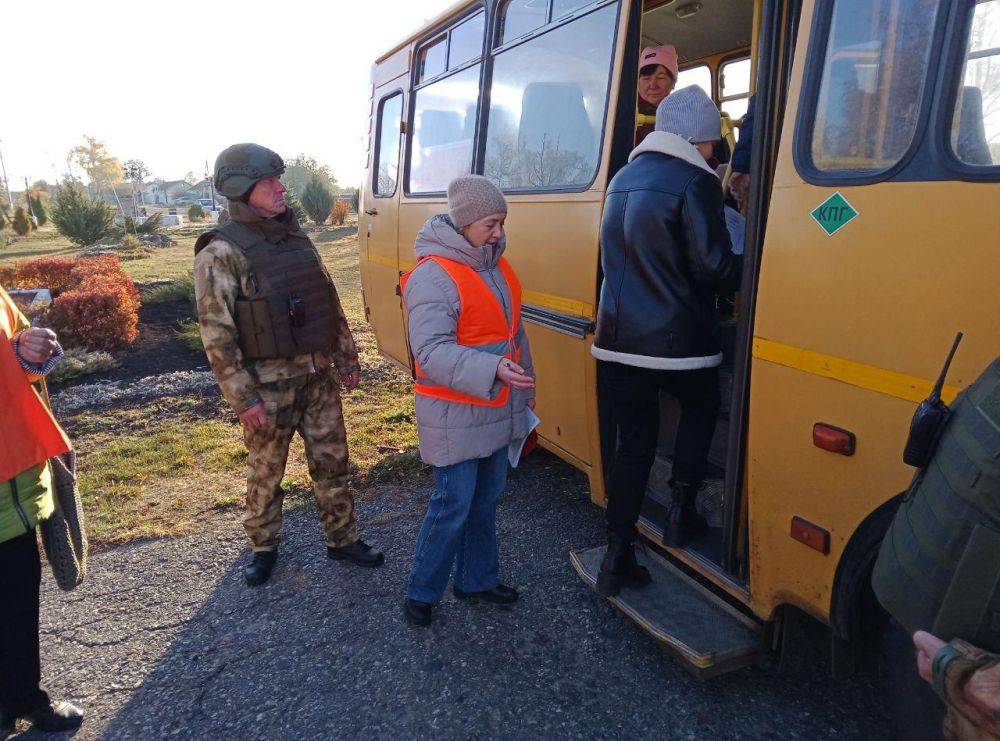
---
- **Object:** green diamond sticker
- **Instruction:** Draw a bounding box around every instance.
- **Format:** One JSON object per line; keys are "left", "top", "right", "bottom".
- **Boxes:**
{"left": 810, "top": 192, "right": 858, "bottom": 236}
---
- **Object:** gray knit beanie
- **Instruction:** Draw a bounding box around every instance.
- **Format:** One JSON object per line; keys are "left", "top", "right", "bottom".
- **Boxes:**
{"left": 447, "top": 175, "right": 508, "bottom": 230}
{"left": 655, "top": 85, "right": 721, "bottom": 143}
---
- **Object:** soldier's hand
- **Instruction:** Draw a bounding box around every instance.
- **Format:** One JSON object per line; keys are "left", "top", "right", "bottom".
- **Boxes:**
{"left": 915, "top": 631, "right": 946, "bottom": 683}
{"left": 239, "top": 401, "right": 268, "bottom": 429}
{"left": 343, "top": 369, "right": 360, "bottom": 391}
{"left": 915, "top": 631, "right": 1000, "bottom": 735}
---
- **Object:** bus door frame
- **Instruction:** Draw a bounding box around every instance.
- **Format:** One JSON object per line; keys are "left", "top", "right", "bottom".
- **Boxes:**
{"left": 721, "top": 0, "right": 803, "bottom": 578}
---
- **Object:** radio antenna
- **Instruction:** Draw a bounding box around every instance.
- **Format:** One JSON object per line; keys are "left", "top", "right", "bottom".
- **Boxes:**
{"left": 930, "top": 332, "right": 963, "bottom": 402}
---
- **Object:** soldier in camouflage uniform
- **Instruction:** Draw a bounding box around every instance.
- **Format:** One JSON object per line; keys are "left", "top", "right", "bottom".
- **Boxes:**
{"left": 194, "top": 143, "right": 384, "bottom": 586}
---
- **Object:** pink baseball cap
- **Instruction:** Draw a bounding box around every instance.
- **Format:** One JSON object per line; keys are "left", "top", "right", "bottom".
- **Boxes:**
{"left": 638, "top": 45, "right": 679, "bottom": 79}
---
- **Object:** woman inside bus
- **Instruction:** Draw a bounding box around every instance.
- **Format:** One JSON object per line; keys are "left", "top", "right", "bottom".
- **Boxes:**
{"left": 401, "top": 175, "right": 536, "bottom": 628}
{"left": 635, "top": 44, "right": 679, "bottom": 145}
{"left": 0, "top": 285, "right": 84, "bottom": 736}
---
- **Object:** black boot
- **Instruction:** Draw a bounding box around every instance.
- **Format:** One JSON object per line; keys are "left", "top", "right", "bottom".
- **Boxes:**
{"left": 403, "top": 599, "right": 433, "bottom": 627}
{"left": 595, "top": 533, "right": 652, "bottom": 597}
{"left": 25, "top": 700, "right": 84, "bottom": 733}
{"left": 327, "top": 539, "right": 385, "bottom": 568}
{"left": 453, "top": 584, "right": 519, "bottom": 604}
{"left": 663, "top": 482, "right": 708, "bottom": 548}
{"left": 244, "top": 549, "right": 278, "bottom": 586}
{"left": 0, "top": 711, "right": 14, "bottom": 740}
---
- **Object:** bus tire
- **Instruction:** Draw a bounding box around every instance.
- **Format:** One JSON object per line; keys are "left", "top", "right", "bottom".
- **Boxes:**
{"left": 829, "top": 495, "right": 903, "bottom": 677}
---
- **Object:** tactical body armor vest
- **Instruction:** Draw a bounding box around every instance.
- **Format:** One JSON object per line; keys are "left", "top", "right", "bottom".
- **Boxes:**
{"left": 872, "top": 357, "right": 1000, "bottom": 652}
{"left": 195, "top": 220, "right": 338, "bottom": 359}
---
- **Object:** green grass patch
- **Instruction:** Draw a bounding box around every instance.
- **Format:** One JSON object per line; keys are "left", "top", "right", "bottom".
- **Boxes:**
{"left": 48, "top": 348, "right": 119, "bottom": 384}
{"left": 79, "top": 419, "right": 246, "bottom": 500}
{"left": 214, "top": 494, "right": 240, "bottom": 508}
{"left": 146, "top": 272, "right": 195, "bottom": 304}
{"left": 175, "top": 319, "right": 203, "bottom": 350}
{"left": 77, "top": 416, "right": 247, "bottom": 542}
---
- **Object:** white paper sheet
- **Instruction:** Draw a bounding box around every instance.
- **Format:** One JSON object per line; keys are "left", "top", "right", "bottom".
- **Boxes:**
{"left": 508, "top": 408, "right": 541, "bottom": 468}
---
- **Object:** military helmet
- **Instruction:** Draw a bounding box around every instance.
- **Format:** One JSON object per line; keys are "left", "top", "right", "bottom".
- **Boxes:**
{"left": 213, "top": 143, "right": 285, "bottom": 200}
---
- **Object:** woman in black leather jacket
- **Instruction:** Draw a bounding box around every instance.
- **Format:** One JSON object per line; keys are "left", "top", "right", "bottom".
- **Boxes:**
{"left": 591, "top": 85, "right": 743, "bottom": 597}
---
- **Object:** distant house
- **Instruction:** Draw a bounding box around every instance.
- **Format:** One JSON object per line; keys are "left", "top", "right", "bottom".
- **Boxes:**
{"left": 142, "top": 180, "right": 193, "bottom": 205}
{"left": 142, "top": 178, "right": 219, "bottom": 207}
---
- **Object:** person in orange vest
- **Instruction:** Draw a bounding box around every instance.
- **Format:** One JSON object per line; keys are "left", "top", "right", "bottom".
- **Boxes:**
{"left": 400, "top": 176, "right": 536, "bottom": 627}
{"left": 0, "top": 286, "right": 84, "bottom": 737}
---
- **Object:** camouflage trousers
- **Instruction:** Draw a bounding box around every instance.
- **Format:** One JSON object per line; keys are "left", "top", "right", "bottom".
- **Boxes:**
{"left": 243, "top": 368, "right": 357, "bottom": 551}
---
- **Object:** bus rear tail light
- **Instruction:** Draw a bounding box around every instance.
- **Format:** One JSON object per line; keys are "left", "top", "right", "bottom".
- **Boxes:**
{"left": 813, "top": 423, "right": 856, "bottom": 456}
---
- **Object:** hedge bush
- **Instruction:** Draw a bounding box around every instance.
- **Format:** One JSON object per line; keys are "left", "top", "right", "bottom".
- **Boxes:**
{"left": 12, "top": 207, "right": 33, "bottom": 236}
{"left": 12, "top": 257, "right": 79, "bottom": 293}
{"left": 2, "top": 254, "right": 140, "bottom": 349}
{"left": 330, "top": 199, "right": 350, "bottom": 226}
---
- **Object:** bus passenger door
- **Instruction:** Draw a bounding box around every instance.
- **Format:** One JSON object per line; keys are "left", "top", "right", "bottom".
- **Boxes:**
{"left": 361, "top": 82, "right": 408, "bottom": 368}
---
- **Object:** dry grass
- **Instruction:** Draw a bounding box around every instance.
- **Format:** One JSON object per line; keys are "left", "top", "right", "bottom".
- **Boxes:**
{"left": 42, "top": 219, "right": 422, "bottom": 545}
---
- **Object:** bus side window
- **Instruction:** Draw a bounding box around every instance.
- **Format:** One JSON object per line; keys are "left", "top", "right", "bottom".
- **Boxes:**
{"left": 483, "top": 3, "right": 619, "bottom": 191}
{"left": 720, "top": 57, "right": 751, "bottom": 130}
{"left": 949, "top": 0, "right": 1000, "bottom": 167}
{"left": 374, "top": 93, "right": 404, "bottom": 197}
{"left": 408, "top": 10, "right": 487, "bottom": 194}
{"left": 676, "top": 64, "right": 712, "bottom": 98}
{"left": 808, "top": 0, "right": 942, "bottom": 173}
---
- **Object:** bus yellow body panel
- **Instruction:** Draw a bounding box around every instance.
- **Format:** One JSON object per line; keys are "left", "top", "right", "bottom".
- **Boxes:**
{"left": 360, "top": 0, "right": 1000, "bottom": 640}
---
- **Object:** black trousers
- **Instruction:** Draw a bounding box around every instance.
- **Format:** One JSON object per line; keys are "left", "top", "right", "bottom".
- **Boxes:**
{"left": 599, "top": 361, "right": 720, "bottom": 539}
{"left": 0, "top": 529, "right": 48, "bottom": 717}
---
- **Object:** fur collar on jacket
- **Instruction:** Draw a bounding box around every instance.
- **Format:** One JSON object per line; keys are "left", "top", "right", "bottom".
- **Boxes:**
{"left": 628, "top": 131, "right": 716, "bottom": 176}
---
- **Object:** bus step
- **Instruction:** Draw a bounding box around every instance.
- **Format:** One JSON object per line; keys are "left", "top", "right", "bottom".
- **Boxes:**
{"left": 570, "top": 544, "right": 762, "bottom": 680}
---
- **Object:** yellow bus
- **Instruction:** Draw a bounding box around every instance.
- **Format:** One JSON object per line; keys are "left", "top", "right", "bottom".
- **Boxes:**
{"left": 359, "top": 0, "right": 1000, "bottom": 677}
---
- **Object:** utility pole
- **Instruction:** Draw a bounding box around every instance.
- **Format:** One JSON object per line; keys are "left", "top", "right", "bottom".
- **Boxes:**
{"left": 206, "top": 160, "right": 217, "bottom": 210}
{"left": 0, "top": 140, "right": 13, "bottom": 209}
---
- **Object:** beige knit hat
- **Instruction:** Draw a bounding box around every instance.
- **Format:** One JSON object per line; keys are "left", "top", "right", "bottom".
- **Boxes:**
{"left": 447, "top": 175, "right": 507, "bottom": 230}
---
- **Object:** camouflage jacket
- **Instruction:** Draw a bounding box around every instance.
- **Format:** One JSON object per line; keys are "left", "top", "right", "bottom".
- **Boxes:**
{"left": 193, "top": 238, "right": 359, "bottom": 413}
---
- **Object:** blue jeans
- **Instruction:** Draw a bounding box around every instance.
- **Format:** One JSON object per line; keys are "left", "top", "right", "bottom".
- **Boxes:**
{"left": 407, "top": 447, "right": 509, "bottom": 604}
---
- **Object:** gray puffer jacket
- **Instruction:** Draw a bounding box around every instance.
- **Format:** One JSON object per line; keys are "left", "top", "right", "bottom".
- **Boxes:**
{"left": 403, "top": 215, "right": 534, "bottom": 468}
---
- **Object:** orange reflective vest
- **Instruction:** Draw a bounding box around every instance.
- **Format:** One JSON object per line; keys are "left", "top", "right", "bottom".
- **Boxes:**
{"left": 401, "top": 256, "right": 522, "bottom": 408}
{"left": 0, "top": 287, "right": 71, "bottom": 482}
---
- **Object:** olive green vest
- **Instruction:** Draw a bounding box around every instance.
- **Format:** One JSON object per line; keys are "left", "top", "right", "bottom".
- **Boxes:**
{"left": 195, "top": 220, "right": 338, "bottom": 359}
{"left": 872, "top": 357, "right": 1000, "bottom": 652}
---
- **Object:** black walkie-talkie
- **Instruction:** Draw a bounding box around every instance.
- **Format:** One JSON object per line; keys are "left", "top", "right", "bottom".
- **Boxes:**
{"left": 902, "top": 332, "right": 963, "bottom": 468}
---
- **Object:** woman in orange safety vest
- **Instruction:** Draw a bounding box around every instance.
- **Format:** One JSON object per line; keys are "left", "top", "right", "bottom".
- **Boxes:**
{"left": 399, "top": 176, "right": 536, "bottom": 628}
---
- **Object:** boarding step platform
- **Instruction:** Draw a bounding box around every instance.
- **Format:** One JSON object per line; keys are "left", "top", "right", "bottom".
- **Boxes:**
{"left": 570, "top": 545, "right": 762, "bottom": 679}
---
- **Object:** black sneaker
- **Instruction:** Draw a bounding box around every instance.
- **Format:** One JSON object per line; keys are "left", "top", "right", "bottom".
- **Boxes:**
{"left": 327, "top": 539, "right": 385, "bottom": 568}
{"left": 26, "top": 700, "right": 84, "bottom": 733}
{"left": 453, "top": 584, "right": 519, "bottom": 604}
{"left": 403, "top": 599, "right": 433, "bottom": 627}
{"left": 244, "top": 549, "right": 278, "bottom": 586}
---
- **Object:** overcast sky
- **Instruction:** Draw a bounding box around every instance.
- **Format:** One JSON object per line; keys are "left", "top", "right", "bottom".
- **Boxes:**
{"left": 2, "top": 0, "right": 456, "bottom": 189}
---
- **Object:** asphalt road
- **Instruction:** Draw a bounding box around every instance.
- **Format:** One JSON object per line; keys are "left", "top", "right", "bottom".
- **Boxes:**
{"left": 27, "top": 452, "right": 888, "bottom": 740}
